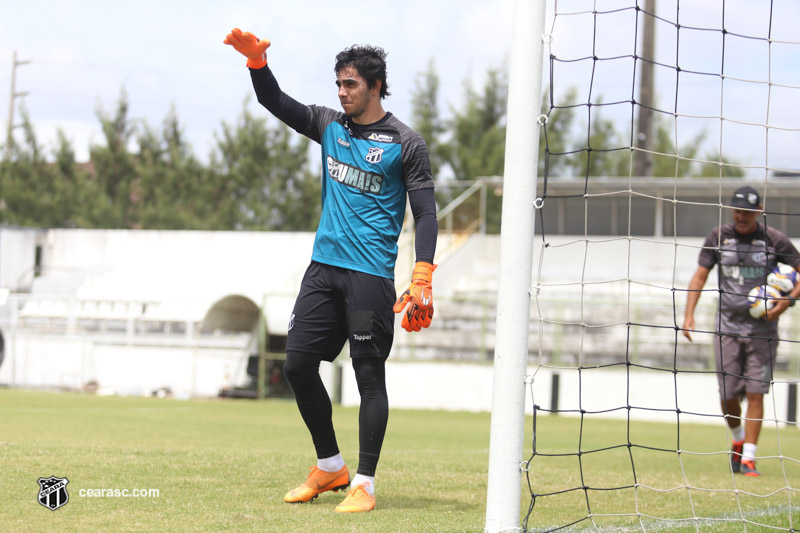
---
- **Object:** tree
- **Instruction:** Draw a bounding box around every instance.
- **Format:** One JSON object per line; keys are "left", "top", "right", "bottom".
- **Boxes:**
{"left": 539, "top": 87, "right": 579, "bottom": 178}
{"left": 88, "top": 92, "right": 320, "bottom": 231}
{"left": 650, "top": 116, "right": 703, "bottom": 178}
{"left": 0, "top": 108, "right": 110, "bottom": 227}
{"left": 577, "top": 102, "right": 629, "bottom": 178}
{"left": 2, "top": 68, "right": 747, "bottom": 234}
{"left": 439, "top": 65, "right": 509, "bottom": 232}
{"left": 693, "top": 149, "right": 745, "bottom": 178}
{"left": 443, "top": 66, "right": 508, "bottom": 183}
{"left": 411, "top": 59, "right": 447, "bottom": 179}
{"left": 50, "top": 130, "right": 116, "bottom": 227}
{"left": 134, "top": 106, "right": 220, "bottom": 229}
{"left": 540, "top": 92, "right": 628, "bottom": 179}
{"left": 209, "top": 98, "right": 320, "bottom": 231}
{"left": 90, "top": 89, "right": 138, "bottom": 228}
{"left": 647, "top": 114, "right": 744, "bottom": 178}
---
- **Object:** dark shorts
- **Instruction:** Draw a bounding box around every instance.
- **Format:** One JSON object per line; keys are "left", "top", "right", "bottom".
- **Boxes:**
{"left": 714, "top": 333, "right": 779, "bottom": 399}
{"left": 286, "top": 261, "right": 396, "bottom": 361}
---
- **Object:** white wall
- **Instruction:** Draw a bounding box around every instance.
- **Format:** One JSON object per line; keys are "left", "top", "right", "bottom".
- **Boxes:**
{"left": 0, "top": 334, "right": 249, "bottom": 398}
{"left": 337, "top": 360, "right": 798, "bottom": 427}
{"left": 40, "top": 229, "right": 318, "bottom": 301}
{"left": 1, "top": 228, "right": 797, "bottom": 424}
{"left": 0, "top": 227, "right": 45, "bottom": 291}
{"left": 1, "top": 332, "right": 796, "bottom": 426}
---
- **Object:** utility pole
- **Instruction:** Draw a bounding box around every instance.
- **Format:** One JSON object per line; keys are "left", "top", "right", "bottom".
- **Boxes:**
{"left": 634, "top": 0, "right": 655, "bottom": 177}
{"left": 5, "top": 50, "right": 32, "bottom": 160}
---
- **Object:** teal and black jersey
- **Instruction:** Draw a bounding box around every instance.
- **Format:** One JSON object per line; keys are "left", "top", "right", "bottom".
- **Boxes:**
{"left": 301, "top": 106, "right": 433, "bottom": 279}
{"left": 250, "top": 64, "right": 435, "bottom": 280}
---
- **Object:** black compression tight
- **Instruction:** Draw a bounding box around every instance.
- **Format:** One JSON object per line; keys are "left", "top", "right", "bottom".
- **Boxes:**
{"left": 283, "top": 352, "right": 338, "bottom": 459}
{"left": 353, "top": 356, "right": 389, "bottom": 477}
{"left": 283, "top": 352, "right": 388, "bottom": 477}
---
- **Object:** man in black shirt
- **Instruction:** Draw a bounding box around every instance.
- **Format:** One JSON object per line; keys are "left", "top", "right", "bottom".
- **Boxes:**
{"left": 683, "top": 186, "right": 800, "bottom": 476}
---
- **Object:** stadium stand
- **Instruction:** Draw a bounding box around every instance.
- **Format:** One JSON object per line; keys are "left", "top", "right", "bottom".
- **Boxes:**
{"left": 0, "top": 178, "right": 798, "bottom": 398}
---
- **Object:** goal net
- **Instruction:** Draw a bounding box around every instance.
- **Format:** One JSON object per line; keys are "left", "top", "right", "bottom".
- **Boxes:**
{"left": 489, "top": 1, "right": 800, "bottom": 531}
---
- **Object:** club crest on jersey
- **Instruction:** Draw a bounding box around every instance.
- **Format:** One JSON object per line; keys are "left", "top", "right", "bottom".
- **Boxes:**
{"left": 368, "top": 133, "right": 393, "bottom": 142}
{"left": 326, "top": 156, "right": 384, "bottom": 194}
{"left": 365, "top": 147, "right": 384, "bottom": 164}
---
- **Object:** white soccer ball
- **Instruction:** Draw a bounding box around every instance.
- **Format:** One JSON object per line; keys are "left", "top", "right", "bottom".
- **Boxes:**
{"left": 747, "top": 284, "right": 782, "bottom": 319}
{"left": 766, "top": 264, "right": 798, "bottom": 295}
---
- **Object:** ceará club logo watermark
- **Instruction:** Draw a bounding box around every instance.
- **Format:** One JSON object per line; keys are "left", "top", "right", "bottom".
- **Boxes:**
{"left": 37, "top": 475, "right": 160, "bottom": 509}
{"left": 37, "top": 476, "right": 70, "bottom": 511}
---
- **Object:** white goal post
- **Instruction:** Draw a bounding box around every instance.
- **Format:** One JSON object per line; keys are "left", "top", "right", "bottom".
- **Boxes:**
{"left": 486, "top": 1, "right": 800, "bottom": 531}
{"left": 484, "top": 1, "right": 547, "bottom": 532}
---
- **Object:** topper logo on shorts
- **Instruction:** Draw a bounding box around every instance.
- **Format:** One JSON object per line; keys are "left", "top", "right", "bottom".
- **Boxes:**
{"left": 353, "top": 334, "right": 373, "bottom": 342}
{"left": 326, "top": 156, "right": 383, "bottom": 194}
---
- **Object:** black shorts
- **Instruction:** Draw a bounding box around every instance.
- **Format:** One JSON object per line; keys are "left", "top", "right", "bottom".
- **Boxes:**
{"left": 286, "top": 261, "right": 396, "bottom": 361}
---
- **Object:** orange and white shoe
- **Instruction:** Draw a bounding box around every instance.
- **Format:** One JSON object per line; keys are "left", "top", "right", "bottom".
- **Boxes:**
{"left": 334, "top": 482, "right": 376, "bottom": 513}
{"left": 740, "top": 459, "right": 761, "bottom": 477}
{"left": 284, "top": 465, "right": 350, "bottom": 503}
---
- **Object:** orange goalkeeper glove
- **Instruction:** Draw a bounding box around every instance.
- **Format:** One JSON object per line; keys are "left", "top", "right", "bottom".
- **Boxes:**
{"left": 223, "top": 28, "right": 270, "bottom": 69}
{"left": 393, "top": 262, "right": 437, "bottom": 332}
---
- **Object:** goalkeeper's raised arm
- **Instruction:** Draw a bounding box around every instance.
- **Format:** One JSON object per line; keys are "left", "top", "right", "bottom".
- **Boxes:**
{"left": 224, "top": 28, "right": 311, "bottom": 135}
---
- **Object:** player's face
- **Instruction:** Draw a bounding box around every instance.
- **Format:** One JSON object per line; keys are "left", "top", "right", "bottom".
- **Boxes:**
{"left": 336, "top": 67, "right": 377, "bottom": 120}
{"left": 733, "top": 208, "right": 760, "bottom": 234}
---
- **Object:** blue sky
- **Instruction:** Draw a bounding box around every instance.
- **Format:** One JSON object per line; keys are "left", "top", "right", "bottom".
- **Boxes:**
{"left": 0, "top": 0, "right": 514, "bottom": 163}
{"left": 546, "top": 0, "right": 800, "bottom": 175}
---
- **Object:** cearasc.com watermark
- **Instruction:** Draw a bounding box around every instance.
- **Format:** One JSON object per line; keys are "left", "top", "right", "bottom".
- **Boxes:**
{"left": 79, "top": 487, "right": 160, "bottom": 498}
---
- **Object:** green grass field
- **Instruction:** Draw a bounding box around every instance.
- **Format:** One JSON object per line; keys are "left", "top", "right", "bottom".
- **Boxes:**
{"left": 521, "top": 411, "right": 800, "bottom": 532}
{"left": 1, "top": 389, "right": 798, "bottom": 532}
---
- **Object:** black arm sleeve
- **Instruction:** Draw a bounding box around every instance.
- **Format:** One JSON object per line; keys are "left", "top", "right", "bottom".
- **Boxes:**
{"left": 408, "top": 187, "right": 438, "bottom": 264}
{"left": 248, "top": 66, "right": 309, "bottom": 134}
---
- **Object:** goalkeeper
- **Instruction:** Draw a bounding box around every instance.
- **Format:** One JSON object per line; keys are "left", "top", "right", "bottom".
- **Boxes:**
{"left": 224, "top": 29, "right": 438, "bottom": 513}
{"left": 683, "top": 186, "right": 800, "bottom": 477}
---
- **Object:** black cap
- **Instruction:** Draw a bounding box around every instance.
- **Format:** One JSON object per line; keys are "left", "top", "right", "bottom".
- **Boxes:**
{"left": 731, "top": 186, "right": 761, "bottom": 209}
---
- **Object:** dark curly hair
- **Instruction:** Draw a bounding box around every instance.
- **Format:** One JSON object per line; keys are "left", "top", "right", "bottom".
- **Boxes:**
{"left": 334, "top": 45, "right": 391, "bottom": 99}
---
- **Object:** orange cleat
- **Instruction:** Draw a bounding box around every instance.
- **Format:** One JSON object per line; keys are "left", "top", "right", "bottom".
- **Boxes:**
{"left": 334, "top": 482, "right": 376, "bottom": 513}
{"left": 740, "top": 459, "right": 761, "bottom": 477}
{"left": 284, "top": 465, "right": 350, "bottom": 503}
{"left": 730, "top": 440, "right": 744, "bottom": 473}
